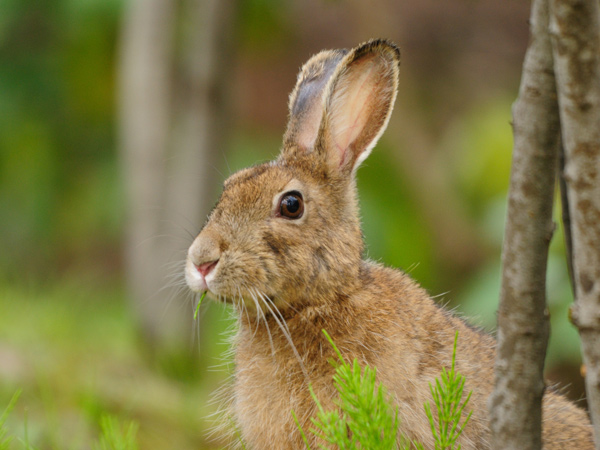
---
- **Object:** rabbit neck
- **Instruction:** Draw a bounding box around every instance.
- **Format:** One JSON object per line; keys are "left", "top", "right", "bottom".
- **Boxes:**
{"left": 234, "top": 261, "right": 383, "bottom": 372}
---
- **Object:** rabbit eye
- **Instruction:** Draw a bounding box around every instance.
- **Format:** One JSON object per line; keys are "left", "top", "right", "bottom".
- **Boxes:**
{"left": 278, "top": 191, "right": 304, "bottom": 219}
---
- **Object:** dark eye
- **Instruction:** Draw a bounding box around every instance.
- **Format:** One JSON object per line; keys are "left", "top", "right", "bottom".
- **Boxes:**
{"left": 278, "top": 191, "right": 304, "bottom": 219}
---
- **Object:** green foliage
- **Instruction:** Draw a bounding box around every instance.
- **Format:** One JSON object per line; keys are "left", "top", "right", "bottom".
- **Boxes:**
{"left": 296, "top": 331, "right": 472, "bottom": 450}
{"left": 238, "top": 0, "right": 292, "bottom": 53}
{"left": 0, "top": 0, "right": 123, "bottom": 279}
{"left": 94, "top": 415, "right": 139, "bottom": 450}
{"left": 424, "top": 332, "right": 472, "bottom": 450}
{"left": 307, "top": 360, "right": 399, "bottom": 450}
{"left": 358, "top": 144, "right": 435, "bottom": 290}
{"left": 446, "top": 99, "right": 513, "bottom": 217}
{"left": 296, "top": 330, "right": 400, "bottom": 450}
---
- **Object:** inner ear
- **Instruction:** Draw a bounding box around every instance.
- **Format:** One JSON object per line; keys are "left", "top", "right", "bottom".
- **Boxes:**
{"left": 317, "top": 40, "right": 400, "bottom": 176}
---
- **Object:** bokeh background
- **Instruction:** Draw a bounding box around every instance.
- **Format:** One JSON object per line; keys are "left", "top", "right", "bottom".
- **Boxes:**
{"left": 0, "top": 0, "right": 586, "bottom": 448}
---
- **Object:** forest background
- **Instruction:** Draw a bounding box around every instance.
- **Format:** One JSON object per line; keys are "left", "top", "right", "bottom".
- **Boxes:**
{"left": 0, "top": 0, "right": 586, "bottom": 448}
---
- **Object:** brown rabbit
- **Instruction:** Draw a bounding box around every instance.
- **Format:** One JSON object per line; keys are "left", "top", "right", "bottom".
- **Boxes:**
{"left": 185, "top": 39, "right": 594, "bottom": 449}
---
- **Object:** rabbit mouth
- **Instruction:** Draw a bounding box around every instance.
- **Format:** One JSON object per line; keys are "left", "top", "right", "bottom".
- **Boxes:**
{"left": 184, "top": 258, "right": 211, "bottom": 293}
{"left": 185, "top": 260, "right": 279, "bottom": 315}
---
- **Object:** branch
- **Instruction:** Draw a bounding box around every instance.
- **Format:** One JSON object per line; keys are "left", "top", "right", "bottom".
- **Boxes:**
{"left": 550, "top": 0, "right": 600, "bottom": 441}
{"left": 489, "top": 0, "right": 560, "bottom": 447}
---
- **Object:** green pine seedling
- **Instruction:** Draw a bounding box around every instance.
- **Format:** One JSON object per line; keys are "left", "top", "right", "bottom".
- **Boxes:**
{"left": 424, "top": 332, "right": 473, "bottom": 450}
{"left": 294, "top": 329, "right": 401, "bottom": 450}
{"left": 94, "top": 414, "right": 139, "bottom": 450}
{"left": 291, "top": 331, "right": 472, "bottom": 450}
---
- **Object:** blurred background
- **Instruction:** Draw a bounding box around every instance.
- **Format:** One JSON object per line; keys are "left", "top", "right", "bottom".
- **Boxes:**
{"left": 0, "top": 0, "right": 586, "bottom": 448}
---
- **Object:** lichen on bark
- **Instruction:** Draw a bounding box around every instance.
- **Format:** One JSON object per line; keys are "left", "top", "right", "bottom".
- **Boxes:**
{"left": 489, "top": 0, "right": 560, "bottom": 448}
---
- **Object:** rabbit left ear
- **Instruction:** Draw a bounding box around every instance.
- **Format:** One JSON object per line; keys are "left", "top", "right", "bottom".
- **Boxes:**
{"left": 283, "top": 49, "right": 348, "bottom": 151}
{"left": 316, "top": 39, "right": 400, "bottom": 176}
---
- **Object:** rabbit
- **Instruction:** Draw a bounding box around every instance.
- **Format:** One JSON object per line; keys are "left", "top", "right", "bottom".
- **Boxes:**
{"left": 185, "top": 39, "right": 594, "bottom": 449}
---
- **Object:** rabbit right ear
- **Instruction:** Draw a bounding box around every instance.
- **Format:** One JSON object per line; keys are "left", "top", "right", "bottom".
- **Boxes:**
{"left": 283, "top": 49, "right": 348, "bottom": 151}
{"left": 316, "top": 40, "right": 400, "bottom": 177}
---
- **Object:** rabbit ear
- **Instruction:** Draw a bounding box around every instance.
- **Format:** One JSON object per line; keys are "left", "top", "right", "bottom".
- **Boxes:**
{"left": 283, "top": 49, "right": 349, "bottom": 151}
{"left": 316, "top": 39, "right": 400, "bottom": 176}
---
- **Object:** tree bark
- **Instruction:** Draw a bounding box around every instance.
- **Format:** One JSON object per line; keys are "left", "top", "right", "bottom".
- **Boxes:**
{"left": 558, "top": 142, "right": 576, "bottom": 298}
{"left": 118, "top": 0, "right": 234, "bottom": 361}
{"left": 489, "top": 0, "right": 560, "bottom": 447}
{"left": 166, "top": 0, "right": 234, "bottom": 243}
{"left": 118, "top": 0, "right": 177, "bottom": 353}
{"left": 550, "top": 0, "right": 600, "bottom": 442}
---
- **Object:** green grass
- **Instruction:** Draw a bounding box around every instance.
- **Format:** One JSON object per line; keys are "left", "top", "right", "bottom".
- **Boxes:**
{"left": 1, "top": 399, "right": 138, "bottom": 450}
{"left": 194, "top": 291, "right": 208, "bottom": 321}
{"left": 0, "top": 391, "right": 21, "bottom": 450}
{"left": 94, "top": 415, "right": 138, "bottom": 450}
{"left": 0, "top": 278, "right": 235, "bottom": 450}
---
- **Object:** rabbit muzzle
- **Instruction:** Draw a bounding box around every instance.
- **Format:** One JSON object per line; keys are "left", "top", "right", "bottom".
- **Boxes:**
{"left": 185, "top": 229, "right": 221, "bottom": 294}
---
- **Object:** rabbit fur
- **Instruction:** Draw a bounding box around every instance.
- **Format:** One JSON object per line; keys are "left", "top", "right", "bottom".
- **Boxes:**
{"left": 185, "top": 39, "right": 594, "bottom": 449}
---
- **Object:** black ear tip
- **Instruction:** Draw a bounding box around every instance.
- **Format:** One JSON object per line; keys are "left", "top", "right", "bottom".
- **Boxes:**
{"left": 352, "top": 38, "right": 401, "bottom": 66}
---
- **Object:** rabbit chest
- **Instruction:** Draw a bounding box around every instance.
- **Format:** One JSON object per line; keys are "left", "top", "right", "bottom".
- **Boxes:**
{"left": 228, "top": 283, "right": 477, "bottom": 450}
{"left": 232, "top": 320, "right": 333, "bottom": 450}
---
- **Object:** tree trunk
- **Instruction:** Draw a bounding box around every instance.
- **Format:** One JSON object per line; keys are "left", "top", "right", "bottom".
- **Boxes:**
{"left": 118, "top": 0, "right": 177, "bottom": 354}
{"left": 118, "top": 0, "right": 234, "bottom": 363}
{"left": 489, "top": 0, "right": 560, "bottom": 447}
{"left": 550, "top": 0, "right": 600, "bottom": 442}
{"left": 166, "top": 0, "right": 234, "bottom": 244}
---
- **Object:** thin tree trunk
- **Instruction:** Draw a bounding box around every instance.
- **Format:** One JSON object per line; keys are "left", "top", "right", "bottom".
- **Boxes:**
{"left": 118, "top": 0, "right": 234, "bottom": 360}
{"left": 489, "top": 0, "right": 560, "bottom": 447}
{"left": 118, "top": 0, "right": 177, "bottom": 352}
{"left": 550, "top": 0, "right": 600, "bottom": 442}
{"left": 166, "top": 0, "right": 234, "bottom": 242}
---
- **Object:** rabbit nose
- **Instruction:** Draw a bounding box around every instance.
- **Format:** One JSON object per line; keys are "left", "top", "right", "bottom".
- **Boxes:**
{"left": 195, "top": 259, "right": 219, "bottom": 278}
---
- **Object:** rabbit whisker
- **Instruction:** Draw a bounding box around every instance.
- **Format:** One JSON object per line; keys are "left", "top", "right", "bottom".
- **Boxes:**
{"left": 250, "top": 292, "right": 266, "bottom": 339}
{"left": 236, "top": 287, "right": 251, "bottom": 329}
{"left": 256, "top": 302, "right": 269, "bottom": 341}
{"left": 158, "top": 282, "right": 190, "bottom": 323}
{"left": 253, "top": 288, "right": 308, "bottom": 380}
{"left": 249, "top": 289, "right": 276, "bottom": 357}
{"left": 241, "top": 290, "right": 261, "bottom": 346}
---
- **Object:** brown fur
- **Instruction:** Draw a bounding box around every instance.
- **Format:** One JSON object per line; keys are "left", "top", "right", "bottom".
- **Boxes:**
{"left": 185, "top": 39, "right": 594, "bottom": 449}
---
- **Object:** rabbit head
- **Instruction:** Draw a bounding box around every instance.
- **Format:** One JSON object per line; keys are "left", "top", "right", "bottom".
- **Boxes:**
{"left": 185, "top": 39, "right": 400, "bottom": 314}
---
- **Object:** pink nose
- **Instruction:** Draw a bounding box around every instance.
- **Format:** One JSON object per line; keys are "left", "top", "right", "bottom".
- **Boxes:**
{"left": 195, "top": 260, "right": 218, "bottom": 278}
